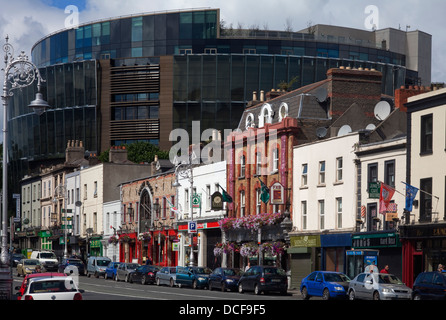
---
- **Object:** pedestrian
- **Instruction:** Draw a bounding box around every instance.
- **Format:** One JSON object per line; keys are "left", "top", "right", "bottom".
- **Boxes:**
{"left": 380, "top": 265, "right": 389, "bottom": 274}
{"left": 245, "top": 261, "right": 251, "bottom": 272}
{"left": 438, "top": 264, "right": 444, "bottom": 272}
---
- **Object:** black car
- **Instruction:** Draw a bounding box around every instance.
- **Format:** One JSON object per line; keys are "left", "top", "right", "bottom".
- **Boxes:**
{"left": 58, "top": 258, "right": 85, "bottom": 275}
{"left": 130, "top": 265, "right": 160, "bottom": 285}
{"left": 412, "top": 271, "right": 446, "bottom": 300}
{"left": 238, "top": 266, "right": 287, "bottom": 295}
{"left": 209, "top": 268, "right": 242, "bottom": 292}
{"left": 11, "top": 253, "right": 25, "bottom": 267}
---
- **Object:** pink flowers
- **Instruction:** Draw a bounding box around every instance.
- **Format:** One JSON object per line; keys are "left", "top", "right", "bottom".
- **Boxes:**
{"left": 218, "top": 212, "right": 284, "bottom": 232}
{"left": 213, "top": 242, "right": 240, "bottom": 256}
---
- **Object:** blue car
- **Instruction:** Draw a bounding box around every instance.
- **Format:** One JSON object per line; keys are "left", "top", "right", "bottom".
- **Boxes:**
{"left": 104, "top": 262, "right": 121, "bottom": 280}
{"left": 300, "top": 271, "right": 350, "bottom": 300}
{"left": 176, "top": 266, "right": 212, "bottom": 289}
{"left": 209, "top": 268, "right": 242, "bottom": 292}
{"left": 58, "top": 258, "right": 85, "bottom": 275}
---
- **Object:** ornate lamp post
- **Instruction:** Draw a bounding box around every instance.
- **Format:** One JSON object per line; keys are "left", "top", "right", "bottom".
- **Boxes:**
{"left": 0, "top": 36, "right": 49, "bottom": 299}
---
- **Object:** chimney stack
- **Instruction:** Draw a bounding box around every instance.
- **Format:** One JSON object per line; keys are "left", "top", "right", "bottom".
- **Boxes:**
{"left": 109, "top": 145, "right": 129, "bottom": 163}
{"left": 65, "top": 140, "right": 85, "bottom": 164}
{"left": 394, "top": 85, "right": 431, "bottom": 112}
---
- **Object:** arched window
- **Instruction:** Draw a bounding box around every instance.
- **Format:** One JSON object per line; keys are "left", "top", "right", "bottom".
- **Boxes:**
{"left": 258, "top": 103, "right": 273, "bottom": 127}
{"left": 139, "top": 188, "right": 152, "bottom": 232}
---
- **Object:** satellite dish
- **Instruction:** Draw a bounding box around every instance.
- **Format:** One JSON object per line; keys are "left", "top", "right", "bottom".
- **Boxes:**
{"left": 374, "top": 101, "right": 391, "bottom": 121}
{"left": 337, "top": 125, "right": 352, "bottom": 137}
{"left": 316, "top": 127, "right": 327, "bottom": 139}
{"left": 365, "top": 124, "right": 376, "bottom": 131}
{"left": 279, "top": 102, "right": 289, "bottom": 121}
{"left": 315, "top": 87, "right": 328, "bottom": 103}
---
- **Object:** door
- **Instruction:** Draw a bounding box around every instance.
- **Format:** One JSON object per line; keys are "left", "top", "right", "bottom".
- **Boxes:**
{"left": 351, "top": 273, "right": 366, "bottom": 299}
{"left": 313, "top": 272, "right": 324, "bottom": 296}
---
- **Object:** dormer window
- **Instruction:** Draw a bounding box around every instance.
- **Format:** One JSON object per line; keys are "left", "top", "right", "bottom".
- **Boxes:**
{"left": 258, "top": 103, "right": 273, "bottom": 127}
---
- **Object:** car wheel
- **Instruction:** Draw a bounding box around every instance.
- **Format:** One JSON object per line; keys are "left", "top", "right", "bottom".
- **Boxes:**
{"left": 373, "top": 291, "right": 380, "bottom": 300}
{"left": 322, "top": 288, "right": 330, "bottom": 300}
{"left": 127, "top": 274, "right": 132, "bottom": 283}
{"left": 254, "top": 284, "right": 261, "bottom": 295}
{"left": 104, "top": 273, "right": 108, "bottom": 280}
{"left": 238, "top": 283, "right": 244, "bottom": 294}
{"left": 192, "top": 280, "right": 198, "bottom": 289}
{"left": 348, "top": 290, "right": 356, "bottom": 300}
{"left": 142, "top": 276, "right": 147, "bottom": 285}
{"left": 301, "top": 287, "right": 310, "bottom": 300}
{"left": 169, "top": 278, "right": 174, "bottom": 287}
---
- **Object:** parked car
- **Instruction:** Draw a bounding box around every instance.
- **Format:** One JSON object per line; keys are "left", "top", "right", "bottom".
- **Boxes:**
{"left": 130, "top": 265, "right": 160, "bottom": 285}
{"left": 58, "top": 258, "right": 85, "bottom": 275}
{"left": 412, "top": 271, "right": 446, "bottom": 300}
{"left": 11, "top": 253, "right": 26, "bottom": 267}
{"left": 86, "top": 256, "right": 111, "bottom": 278}
{"left": 30, "top": 250, "right": 59, "bottom": 272}
{"left": 15, "top": 273, "right": 65, "bottom": 300}
{"left": 155, "top": 266, "right": 177, "bottom": 287}
{"left": 238, "top": 266, "right": 287, "bottom": 295}
{"left": 104, "top": 262, "right": 121, "bottom": 280}
{"left": 115, "top": 262, "right": 140, "bottom": 282}
{"left": 300, "top": 271, "right": 350, "bottom": 300}
{"left": 209, "top": 268, "right": 242, "bottom": 292}
{"left": 176, "top": 266, "right": 212, "bottom": 289}
{"left": 17, "top": 259, "right": 41, "bottom": 276}
{"left": 20, "top": 276, "right": 84, "bottom": 300}
{"left": 348, "top": 273, "right": 412, "bottom": 300}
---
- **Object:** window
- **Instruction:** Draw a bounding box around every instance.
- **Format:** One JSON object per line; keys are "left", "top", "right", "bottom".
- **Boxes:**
{"left": 336, "top": 198, "right": 343, "bottom": 228}
{"left": 206, "top": 185, "right": 211, "bottom": 211}
{"left": 319, "top": 161, "right": 326, "bottom": 185}
{"left": 272, "top": 148, "right": 279, "bottom": 172}
{"left": 420, "top": 178, "right": 432, "bottom": 222}
{"left": 162, "top": 197, "right": 167, "bottom": 219}
{"left": 256, "top": 152, "right": 262, "bottom": 175}
{"left": 185, "top": 189, "right": 189, "bottom": 213}
{"left": 385, "top": 160, "right": 395, "bottom": 187}
{"left": 240, "top": 191, "right": 246, "bottom": 217}
{"left": 204, "top": 48, "right": 217, "bottom": 54}
{"left": 94, "top": 181, "right": 98, "bottom": 197}
{"left": 420, "top": 114, "right": 433, "bottom": 154}
{"left": 301, "top": 164, "right": 308, "bottom": 186}
{"left": 368, "top": 163, "right": 378, "bottom": 185}
{"left": 83, "top": 184, "right": 87, "bottom": 200}
{"left": 319, "top": 200, "right": 325, "bottom": 229}
{"left": 240, "top": 155, "right": 246, "bottom": 178}
{"left": 336, "top": 157, "right": 343, "bottom": 182}
{"left": 170, "top": 196, "right": 175, "bottom": 218}
{"left": 302, "top": 201, "right": 307, "bottom": 230}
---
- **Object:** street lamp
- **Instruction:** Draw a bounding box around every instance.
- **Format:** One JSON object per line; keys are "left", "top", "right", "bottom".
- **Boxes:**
{"left": 174, "top": 157, "right": 196, "bottom": 267}
{"left": 0, "top": 36, "right": 49, "bottom": 300}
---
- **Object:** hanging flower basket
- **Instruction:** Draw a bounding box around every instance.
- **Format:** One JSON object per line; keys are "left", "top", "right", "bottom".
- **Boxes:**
{"left": 141, "top": 232, "right": 151, "bottom": 242}
{"left": 260, "top": 241, "right": 286, "bottom": 256}
{"left": 213, "top": 242, "right": 240, "bottom": 256}
{"left": 108, "top": 235, "right": 119, "bottom": 245}
{"left": 120, "top": 235, "right": 135, "bottom": 243}
{"left": 218, "top": 212, "right": 284, "bottom": 232}
{"left": 240, "top": 242, "right": 259, "bottom": 257}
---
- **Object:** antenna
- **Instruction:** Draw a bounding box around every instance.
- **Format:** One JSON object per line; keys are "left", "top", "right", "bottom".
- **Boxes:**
{"left": 316, "top": 127, "right": 327, "bottom": 139}
{"left": 374, "top": 101, "right": 391, "bottom": 121}
{"left": 337, "top": 125, "right": 352, "bottom": 137}
{"left": 365, "top": 124, "right": 376, "bottom": 131}
{"left": 315, "top": 87, "right": 328, "bottom": 103}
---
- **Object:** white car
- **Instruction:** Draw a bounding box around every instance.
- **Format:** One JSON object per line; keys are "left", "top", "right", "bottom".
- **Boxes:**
{"left": 21, "top": 276, "right": 84, "bottom": 300}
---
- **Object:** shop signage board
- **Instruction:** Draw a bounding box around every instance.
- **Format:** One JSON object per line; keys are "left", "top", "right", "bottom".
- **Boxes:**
{"left": 368, "top": 182, "right": 380, "bottom": 199}
{"left": 270, "top": 182, "right": 284, "bottom": 205}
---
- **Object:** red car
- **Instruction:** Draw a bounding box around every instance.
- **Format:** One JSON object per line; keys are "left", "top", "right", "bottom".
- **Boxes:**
{"left": 15, "top": 272, "right": 65, "bottom": 300}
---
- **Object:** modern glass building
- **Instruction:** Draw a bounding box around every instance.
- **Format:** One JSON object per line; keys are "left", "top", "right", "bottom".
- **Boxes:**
{"left": 9, "top": 8, "right": 429, "bottom": 192}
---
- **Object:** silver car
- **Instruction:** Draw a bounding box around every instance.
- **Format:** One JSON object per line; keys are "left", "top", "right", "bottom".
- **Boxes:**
{"left": 348, "top": 273, "right": 412, "bottom": 300}
{"left": 155, "top": 266, "right": 177, "bottom": 287}
{"left": 115, "top": 263, "right": 140, "bottom": 282}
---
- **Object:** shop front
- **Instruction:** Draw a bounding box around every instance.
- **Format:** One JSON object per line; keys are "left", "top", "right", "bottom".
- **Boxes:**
{"left": 400, "top": 223, "right": 446, "bottom": 288}
{"left": 288, "top": 235, "right": 321, "bottom": 290}
{"left": 320, "top": 233, "right": 351, "bottom": 274}
{"left": 351, "top": 231, "right": 402, "bottom": 279}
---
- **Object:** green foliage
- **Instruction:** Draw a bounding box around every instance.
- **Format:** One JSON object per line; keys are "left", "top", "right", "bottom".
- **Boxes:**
{"left": 99, "top": 141, "right": 169, "bottom": 163}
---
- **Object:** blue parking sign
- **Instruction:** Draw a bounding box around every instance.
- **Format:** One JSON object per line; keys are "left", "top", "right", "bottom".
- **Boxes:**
{"left": 188, "top": 221, "right": 197, "bottom": 233}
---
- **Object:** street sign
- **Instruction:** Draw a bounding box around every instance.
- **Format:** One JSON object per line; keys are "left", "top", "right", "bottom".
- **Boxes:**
{"left": 188, "top": 221, "right": 197, "bottom": 233}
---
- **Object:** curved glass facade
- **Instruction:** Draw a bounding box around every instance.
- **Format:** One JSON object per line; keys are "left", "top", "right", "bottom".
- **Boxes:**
{"left": 9, "top": 8, "right": 414, "bottom": 193}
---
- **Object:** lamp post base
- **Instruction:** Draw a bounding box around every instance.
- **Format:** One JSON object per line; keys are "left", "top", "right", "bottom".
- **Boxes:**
{"left": 0, "top": 266, "right": 12, "bottom": 300}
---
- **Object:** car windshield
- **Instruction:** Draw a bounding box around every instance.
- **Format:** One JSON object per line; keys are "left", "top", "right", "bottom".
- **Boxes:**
{"left": 324, "top": 273, "right": 350, "bottom": 282}
{"left": 96, "top": 260, "right": 110, "bottom": 266}
{"left": 223, "top": 269, "right": 241, "bottom": 276}
{"left": 40, "top": 253, "right": 56, "bottom": 259}
{"left": 25, "top": 260, "right": 39, "bottom": 266}
{"left": 30, "top": 280, "right": 77, "bottom": 293}
{"left": 127, "top": 264, "right": 139, "bottom": 270}
{"left": 195, "top": 267, "right": 212, "bottom": 274}
{"left": 378, "top": 274, "right": 403, "bottom": 284}
{"left": 264, "top": 267, "right": 286, "bottom": 275}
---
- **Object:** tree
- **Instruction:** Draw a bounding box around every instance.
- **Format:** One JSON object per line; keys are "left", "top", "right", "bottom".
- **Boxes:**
{"left": 99, "top": 141, "right": 169, "bottom": 163}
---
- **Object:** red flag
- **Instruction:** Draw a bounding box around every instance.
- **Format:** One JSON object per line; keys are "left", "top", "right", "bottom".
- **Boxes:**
{"left": 379, "top": 183, "right": 395, "bottom": 214}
